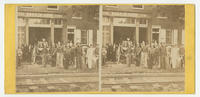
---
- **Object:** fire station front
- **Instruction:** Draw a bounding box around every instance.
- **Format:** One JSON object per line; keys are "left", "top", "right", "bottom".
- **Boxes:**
{"left": 102, "top": 11, "right": 151, "bottom": 46}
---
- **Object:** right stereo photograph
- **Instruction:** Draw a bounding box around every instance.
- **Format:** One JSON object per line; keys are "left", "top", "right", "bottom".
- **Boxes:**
{"left": 100, "top": 5, "right": 185, "bottom": 92}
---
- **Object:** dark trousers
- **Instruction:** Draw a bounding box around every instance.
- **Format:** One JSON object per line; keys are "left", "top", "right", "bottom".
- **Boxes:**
{"left": 160, "top": 56, "right": 166, "bottom": 69}
{"left": 76, "top": 56, "right": 82, "bottom": 70}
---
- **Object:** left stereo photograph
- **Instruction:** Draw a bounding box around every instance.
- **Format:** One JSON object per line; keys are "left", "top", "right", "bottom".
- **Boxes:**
{"left": 14, "top": 5, "right": 100, "bottom": 93}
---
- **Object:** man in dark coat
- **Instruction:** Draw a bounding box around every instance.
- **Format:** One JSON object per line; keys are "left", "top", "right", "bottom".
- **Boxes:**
{"left": 135, "top": 43, "right": 141, "bottom": 67}
{"left": 75, "top": 42, "right": 82, "bottom": 71}
{"left": 160, "top": 43, "right": 167, "bottom": 69}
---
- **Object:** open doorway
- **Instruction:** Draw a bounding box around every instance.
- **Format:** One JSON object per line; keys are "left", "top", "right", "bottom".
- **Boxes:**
{"left": 139, "top": 27, "right": 148, "bottom": 43}
{"left": 29, "top": 27, "right": 51, "bottom": 45}
{"left": 152, "top": 33, "right": 159, "bottom": 43}
{"left": 113, "top": 26, "right": 136, "bottom": 45}
{"left": 54, "top": 28, "right": 62, "bottom": 43}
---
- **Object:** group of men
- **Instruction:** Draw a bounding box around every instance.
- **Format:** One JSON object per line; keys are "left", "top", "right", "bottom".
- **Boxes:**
{"left": 16, "top": 38, "right": 99, "bottom": 72}
{"left": 102, "top": 38, "right": 185, "bottom": 70}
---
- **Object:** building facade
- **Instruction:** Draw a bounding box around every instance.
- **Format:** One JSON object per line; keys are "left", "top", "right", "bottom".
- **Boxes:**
{"left": 102, "top": 5, "right": 185, "bottom": 46}
{"left": 17, "top": 5, "right": 99, "bottom": 48}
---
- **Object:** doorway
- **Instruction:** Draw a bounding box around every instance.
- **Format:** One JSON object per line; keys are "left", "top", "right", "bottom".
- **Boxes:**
{"left": 152, "top": 33, "right": 159, "bottom": 43}
{"left": 139, "top": 27, "right": 148, "bottom": 43}
{"left": 29, "top": 27, "right": 51, "bottom": 45}
{"left": 54, "top": 28, "right": 62, "bottom": 43}
{"left": 113, "top": 26, "right": 136, "bottom": 45}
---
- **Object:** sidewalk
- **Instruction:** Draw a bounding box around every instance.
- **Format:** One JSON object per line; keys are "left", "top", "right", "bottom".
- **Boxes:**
{"left": 17, "top": 63, "right": 98, "bottom": 75}
{"left": 102, "top": 62, "right": 184, "bottom": 74}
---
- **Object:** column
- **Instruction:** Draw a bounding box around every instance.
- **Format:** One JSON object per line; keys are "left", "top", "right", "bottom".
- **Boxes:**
{"left": 147, "top": 19, "right": 152, "bottom": 44}
{"left": 62, "top": 27, "right": 67, "bottom": 43}
{"left": 136, "top": 27, "right": 139, "bottom": 43}
{"left": 25, "top": 18, "right": 29, "bottom": 45}
{"left": 178, "top": 27, "right": 182, "bottom": 45}
{"left": 88, "top": 29, "right": 93, "bottom": 45}
{"left": 159, "top": 29, "right": 166, "bottom": 43}
{"left": 173, "top": 29, "right": 178, "bottom": 45}
{"left": 111, "top": 25, "right": 113, "bottom": 44}
{"left": 182, "top": 29, "right": 185, "bottom": 45}
{"left": 74, "top": 29, "right": 81, "bottom": 44}
{"left": 51, "top": 19, "right": 55, "bottom": 45}
{"left": 62, "top": 20, "right": 68, "bottom": 43}
{"left": 136, "top": 19, "right": 139, "bottom": 43}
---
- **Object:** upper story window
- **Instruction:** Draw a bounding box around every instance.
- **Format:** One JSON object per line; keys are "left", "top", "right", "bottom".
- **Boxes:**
{"left": 72, "top": 12, "right": 82, "bottom": 19}
{"left": 47, "top": 6, "right": 58, "bottom": 10}
{"left": 132, "top": 5, "right": 144, "bottom": 9}
{"left": 20, "top": 6, "right": 33, "bottom": 8}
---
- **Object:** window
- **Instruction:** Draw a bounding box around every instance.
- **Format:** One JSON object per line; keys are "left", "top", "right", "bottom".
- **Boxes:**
{"left": 131, "top": 18, "right": 136, "bottom": 24}
{"left": 166, "top": 30, "right": 172, "bottom": 44}
{"left": 18, "top": 18, "right": 26, "bottom": 26}
{"left": 72, "top": 11, "right": 82, "bottom": 19}
{"left": 47, "top": 6, "right": 58, "bottom": 10}
{"left": 68, "top": 29, "right": 74, "bottom": 33}
{"left": 103, "top": 17, "right": 111, "bottom": 23}
{"left": 152, "top": 28, "right": 160, "bottom": 33}
{"left": 54, "top": 19, "right": 62, "bottom": 25}
{"left": 139, "top": 19, "right": 147, "bottom": 24}
{"left": 132, "top": 5, "right": 144, "bottom": 9}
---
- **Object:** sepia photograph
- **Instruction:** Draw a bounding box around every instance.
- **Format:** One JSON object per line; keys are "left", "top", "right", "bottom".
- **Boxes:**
{"left": 12, "top": 4, "right": 189, "bottom": 93}
{"left": 100, "top": 5, "right": 185, "bottom": 92}
{"left": 15, "top": 5, "right": 100, "bottom": 92}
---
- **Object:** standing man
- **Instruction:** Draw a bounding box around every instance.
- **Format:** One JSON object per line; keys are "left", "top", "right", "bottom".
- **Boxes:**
{"left": 135, "top": 43, "right": 141, "bottom": 67}
{"left": 87, "top": 44, "right": 95, "bottom": 69}
{"left": 17, "top": 47, "right": 23, "bottom": 68}
{"left": 56, "top": 41, "right": 64, "bottom": 68}
{"left": 160, "top": 43, "right": 167, "bottom": 69}
{"left": 41, "top": 38, "right": 48, "bottom": 67}
{"left": 75, "top": 42, "right": 82, "bottom": 72}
